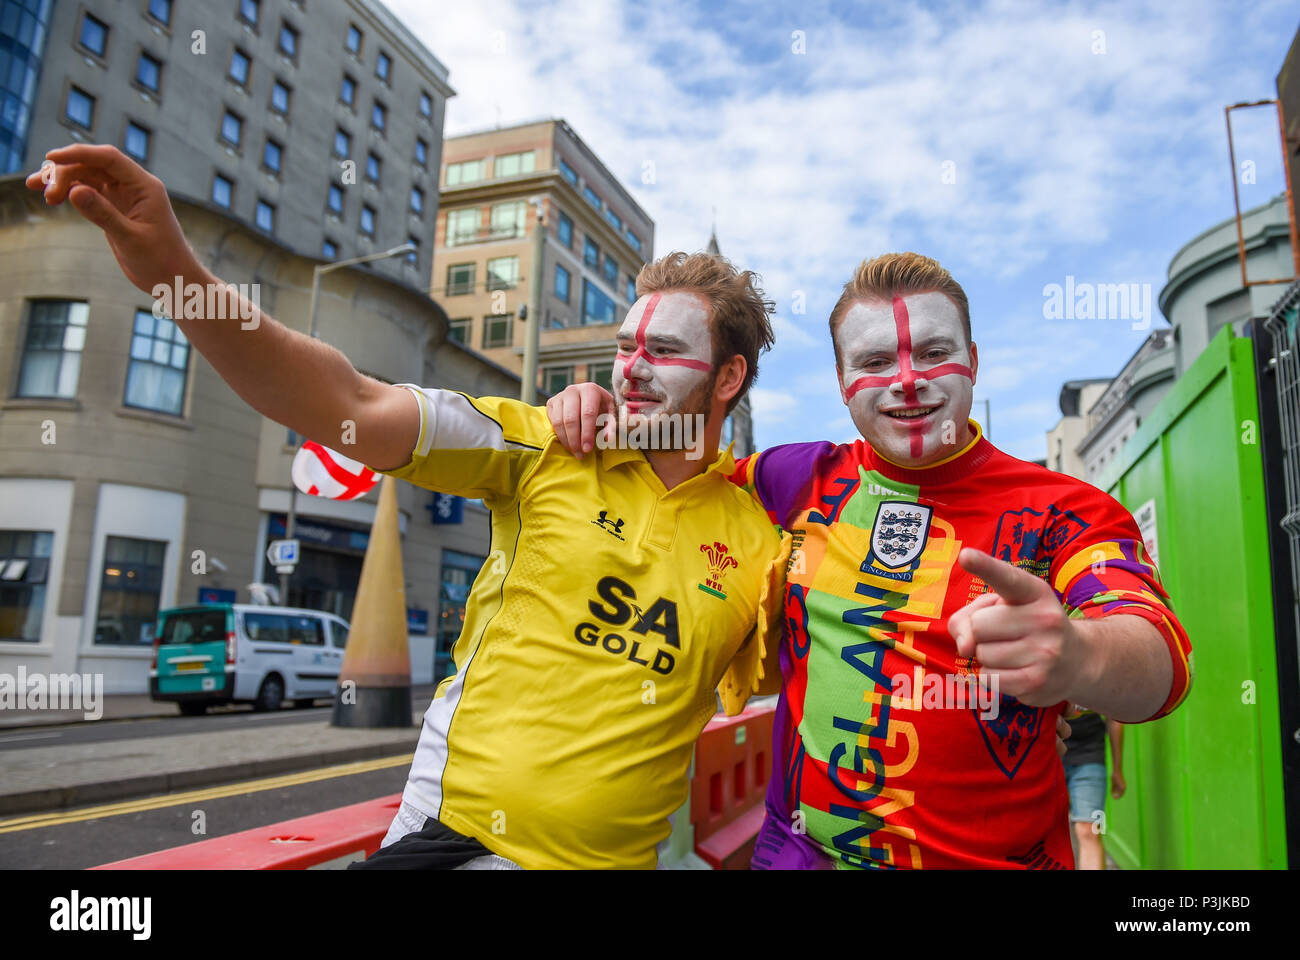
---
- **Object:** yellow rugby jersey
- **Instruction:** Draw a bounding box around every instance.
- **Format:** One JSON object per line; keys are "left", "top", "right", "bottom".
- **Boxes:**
{"left": 371, "top": 385, "right": 789, "bottom": 869}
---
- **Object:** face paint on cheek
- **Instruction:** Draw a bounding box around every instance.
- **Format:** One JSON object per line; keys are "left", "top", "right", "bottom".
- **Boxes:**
{"left": 842, "top": 295, "right": 974, "bottom": 459}
{"left": 621, "top": 293, "right": 713, "bottom": 380}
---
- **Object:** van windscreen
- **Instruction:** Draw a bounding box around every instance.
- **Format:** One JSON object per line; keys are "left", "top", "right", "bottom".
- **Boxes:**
{"left": 160, "top": 609, "right": 227, "bottom": 645}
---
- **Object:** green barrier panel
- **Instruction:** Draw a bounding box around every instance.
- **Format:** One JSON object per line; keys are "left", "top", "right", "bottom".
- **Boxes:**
{"left": 1096, "top": 326, "right": 1287, "bottom": 868}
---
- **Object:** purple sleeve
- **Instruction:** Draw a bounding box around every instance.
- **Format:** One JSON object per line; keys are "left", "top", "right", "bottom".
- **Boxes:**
{"left": 750, "top": 441, "right": 836, "bottom": 530}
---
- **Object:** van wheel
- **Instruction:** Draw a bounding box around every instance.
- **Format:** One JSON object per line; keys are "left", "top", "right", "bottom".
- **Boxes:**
{"left": 254, "top": 676, "right": 284, "bottom": 712}
{"left": 178, "top": 702, "right": 207, "bottom": 716}
{"left": 292, "top": 698, "right": 316, "bottom": 709}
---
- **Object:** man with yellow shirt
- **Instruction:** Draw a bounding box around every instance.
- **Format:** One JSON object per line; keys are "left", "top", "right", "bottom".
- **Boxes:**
{"left": 30, "top": 142, "right": 787, "bottom": 869}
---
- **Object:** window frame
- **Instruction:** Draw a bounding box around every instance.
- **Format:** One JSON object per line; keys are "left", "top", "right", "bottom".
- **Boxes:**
{"left": 15, "top": 300, "right": 89, "bottom": 400}
{"left": 123, "top": 307, "right": 190, "bottom": 416}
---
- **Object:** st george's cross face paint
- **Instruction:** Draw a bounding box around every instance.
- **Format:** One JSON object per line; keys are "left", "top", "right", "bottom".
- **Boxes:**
{"left": 836, "top": 290, "right": 978, "bottom": 467}
{"left": 611, "top": 290, "right": 717, "bottom": 428}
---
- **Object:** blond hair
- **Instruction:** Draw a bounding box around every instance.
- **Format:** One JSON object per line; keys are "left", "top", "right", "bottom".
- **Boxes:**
{"left": 828, "top": 252, "right": 971, "bottom": 365}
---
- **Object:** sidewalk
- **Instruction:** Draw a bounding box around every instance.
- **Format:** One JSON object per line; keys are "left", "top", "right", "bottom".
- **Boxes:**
{"left": 0, "top": 687, "right": 437, "bottom": 817}
{"left": 0, "top": 684, "right": 440, "bottom": 729}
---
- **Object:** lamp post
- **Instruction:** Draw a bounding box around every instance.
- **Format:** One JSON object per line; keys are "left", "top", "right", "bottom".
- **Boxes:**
{"left": 520, "top": 196, "right": 546, "bottom": 404}
{"left": 278, "top": 243, "right": 417, "bottom": 605}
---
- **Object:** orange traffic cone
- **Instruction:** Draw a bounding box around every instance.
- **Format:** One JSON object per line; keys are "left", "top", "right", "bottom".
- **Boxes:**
{"left": 331, "top": 474, "right": 412, "bottom": 727}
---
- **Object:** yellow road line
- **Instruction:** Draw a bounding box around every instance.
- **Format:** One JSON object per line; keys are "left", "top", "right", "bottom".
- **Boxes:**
{"left": 0, "top": 752, "right": 413, "bottom": 834}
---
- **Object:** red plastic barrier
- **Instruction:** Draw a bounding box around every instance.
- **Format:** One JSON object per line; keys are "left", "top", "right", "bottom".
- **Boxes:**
{"left": 690, "top": 704, "right": 775, "bottom": 869}
{"left": 90, "top": 794, "right": 402, "bottom": 870}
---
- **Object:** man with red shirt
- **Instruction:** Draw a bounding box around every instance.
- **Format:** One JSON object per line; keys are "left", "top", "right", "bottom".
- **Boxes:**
{"left": 548, "top": 251, "right": 1192, "bottom": 869}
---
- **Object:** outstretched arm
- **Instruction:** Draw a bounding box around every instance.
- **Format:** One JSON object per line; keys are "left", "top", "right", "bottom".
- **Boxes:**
{"left": 27, "top": 144, "right": 418, "bottom": 471}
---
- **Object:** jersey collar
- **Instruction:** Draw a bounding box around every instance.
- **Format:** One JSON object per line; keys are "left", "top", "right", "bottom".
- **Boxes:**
{"left": 599, "top": 441, "right": 736, "bottom": 480}
{"left": 865, "top": 419, "right": 996, "bottom": 486}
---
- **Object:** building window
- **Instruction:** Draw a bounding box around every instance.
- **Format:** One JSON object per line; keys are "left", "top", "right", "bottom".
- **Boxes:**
{"left": 481, "top": 314, "right": 513, "bottom": 349}
{"left": 405, "top": 235, "right": 419, "bottom": 267}
{"left": 543, "top": 365, "right": 574, "bottom": 395}
{"left": 124, "top": 122, "right": 150, "bottom": 163}
{"left": 445, "top": 207, "right": 480, "bottom": 245}
{"left": 360, "top": 205, "right": 375, "bottom": 237}
{"left": 486, "top": 256, "right": 519, "bottom": 290}
{"left": 447, "top": 317, "right": 471, "bottom": 344}
{"left": 590, "top": 362, "right": 614, "bottom": 392}
{"left": 583, "top": 236, "right": 599, "bottom": 268}
{"left": 135, "top": 51, "right": 162, "bottom": 92}
{"left": 78, "top": 12, "right": 108, "bottom": 57}
{"left": 555, "top": 263, "right": 570, "bottom": 303}
{"left": 445, "top": 159, "right": 485, "bottom": 186}
{"left": 229, "top": 48, "right": 251, "bottom": 86}
{"left": 604, "top": 208, "right": 622, "bottom": 231}
{"left": 490, "top": 200, "right": 525, "bottom": 239}
{"left": 722, "top": 415, "right": 734, "bottom": 445}
{"left": 410, "top": 186, "right": 424, "bottom": 214}
{"left": 148, "top": 0, "right": 172, "bottom": 25}
{"left": 340, "top": 74, "right": 356, "bottom": 106}
{"left": 211, "top": 173, "right": 233, "bottom": 208}
{"left": 17, "top": 301, "right": 88, "bottom": 398}
{"left": 603, "top": 256, "right": 618, "bottom": 285}
{"left": 583, "top": 184, "right": 601, "bottom": 210}
{"left": 255, "top": 198, "right": 275, "bottom": 233}
{"left": 559, "top": 156, "right": 577, "bottom": 186}
{"left": 447, "top": 263, "right": 475, "bottom": 296}
{"left": 322, "top": 237, "right": 338, "bottom": 259}
{"left": 263, "top": 138, "right": 283, "bottom": 174}
{"left": 494, "top": 150, "right": 535, "bottom": 178}
{"left": 65, "top": 87, "right": 95, "bottom": 129}
{"left": 582, "top": 279, "right": 616, "bottom": 326}
{"left": 626, "top": 276, "right": 636, "bottom": 303}
{"left": 415, "top": 138, "right": 428, "bottom": 167}
{"left": 238, "top": 0, "right": 259, "bottom": 28}
{"left": 371, "top": 101, "right": 386, "bottom": 132}
{"left": 333, "top": 128, "right": 350, "bottom": 158}
{"left": 365, "top": 152, "right": 381, "bottom": 184}
{"left": 220, "top": 110, "right": 242, "bottom": 147}
{"left": 270, "top": 79, "right": 291, "bottom": 115}
{"left": 327, "top": 183, "right": 343, "bottom": 215}
{"left": 126, "top": 308, "right": 189, "bottom": 414}
{"left": 557, "top": 210, "right": 572, "bottom": 247}
{"left": 95, "top": 536, "right": 166, "bottom": 646}
{"left": 0, "top": 530, "right": 52, "bottom": 642}
{"left": 278, "top": 22, "right": 299, "bottom": 59}
{"left": 419, "top": 91, "right": 432, "bottom": 118}
{"left": 626, "top": 230, "right": 641, "bottom": 253}
{"left": 345, "top": 23, "right": 362, "bottom": 54}
{"left": 376, "top": 51, "right": 391, "bottom": 81}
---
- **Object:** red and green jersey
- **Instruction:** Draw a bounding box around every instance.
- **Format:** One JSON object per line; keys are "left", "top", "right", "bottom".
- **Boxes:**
{"left": 729, "top": 423, "right": 1192, "bottom": 870}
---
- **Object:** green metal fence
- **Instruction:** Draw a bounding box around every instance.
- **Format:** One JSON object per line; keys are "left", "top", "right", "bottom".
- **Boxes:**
{"left": 1097, "top": 326, "right": 1288, "bottom": 868}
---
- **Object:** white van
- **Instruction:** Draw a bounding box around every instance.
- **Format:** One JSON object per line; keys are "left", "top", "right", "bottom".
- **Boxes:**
{"left": 150, "top": 603, "right": 350, "bottom": 715}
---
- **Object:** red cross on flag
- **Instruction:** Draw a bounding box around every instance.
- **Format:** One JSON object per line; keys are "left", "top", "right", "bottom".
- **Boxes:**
{"left": 291, "top": 441, "right": 379, "bottom": 501}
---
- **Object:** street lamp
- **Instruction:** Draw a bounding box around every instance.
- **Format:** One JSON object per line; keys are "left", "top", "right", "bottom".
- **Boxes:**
{"left": 278, "top": 243, "right": 417, "bottom": 604}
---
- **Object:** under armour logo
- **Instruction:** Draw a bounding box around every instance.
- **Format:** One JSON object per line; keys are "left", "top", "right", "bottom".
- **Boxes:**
{"left": 592, "top": 510, "right": 626, "bottom": 541}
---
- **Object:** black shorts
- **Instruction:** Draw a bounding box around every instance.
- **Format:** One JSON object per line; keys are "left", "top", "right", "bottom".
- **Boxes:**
{"left": 348, "top": 816, "right": 494, "bottom": 870}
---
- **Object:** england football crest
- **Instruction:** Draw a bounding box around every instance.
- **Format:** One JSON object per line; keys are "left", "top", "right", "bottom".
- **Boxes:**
{"left": 866, "top": 501, "right": 933, "bottom": 573}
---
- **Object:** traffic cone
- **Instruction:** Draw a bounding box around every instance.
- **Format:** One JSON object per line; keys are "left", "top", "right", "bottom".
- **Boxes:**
{"left": 332, "top": 474, "right": 412, "bottom": 727}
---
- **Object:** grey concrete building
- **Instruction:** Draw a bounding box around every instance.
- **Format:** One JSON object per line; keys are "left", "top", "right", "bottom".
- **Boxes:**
{"left": 0, "top": 178, "right": 519, "bottom": 693}
{"left": 13, "top": 0, "right": 452, "bottom": 284}
{"left": 1045, "top": 193, "right": 1293, "bottom": 485}
{"left": 1044, "top": 378, "right": 1110, "bottom": 480}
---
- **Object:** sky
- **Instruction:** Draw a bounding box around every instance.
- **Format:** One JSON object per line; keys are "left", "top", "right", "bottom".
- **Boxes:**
{"left": 388, "top": 0, "right": 1298, "bottom": 460}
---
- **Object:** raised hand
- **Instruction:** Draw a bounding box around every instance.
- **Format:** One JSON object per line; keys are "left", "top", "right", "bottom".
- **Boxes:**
{"left": 545, "top": 381, "right": 616, "bottom": 459}
{"left": 26, "top": 143, "right": 200, "bottom": 294}
{"left": 948, "top": 548, "right": 1085, "bottom": 708}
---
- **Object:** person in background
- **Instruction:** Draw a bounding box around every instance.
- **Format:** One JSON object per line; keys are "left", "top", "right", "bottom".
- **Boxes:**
{"left": 1063, "top": 707, "right": 1125, "bottom": 870}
